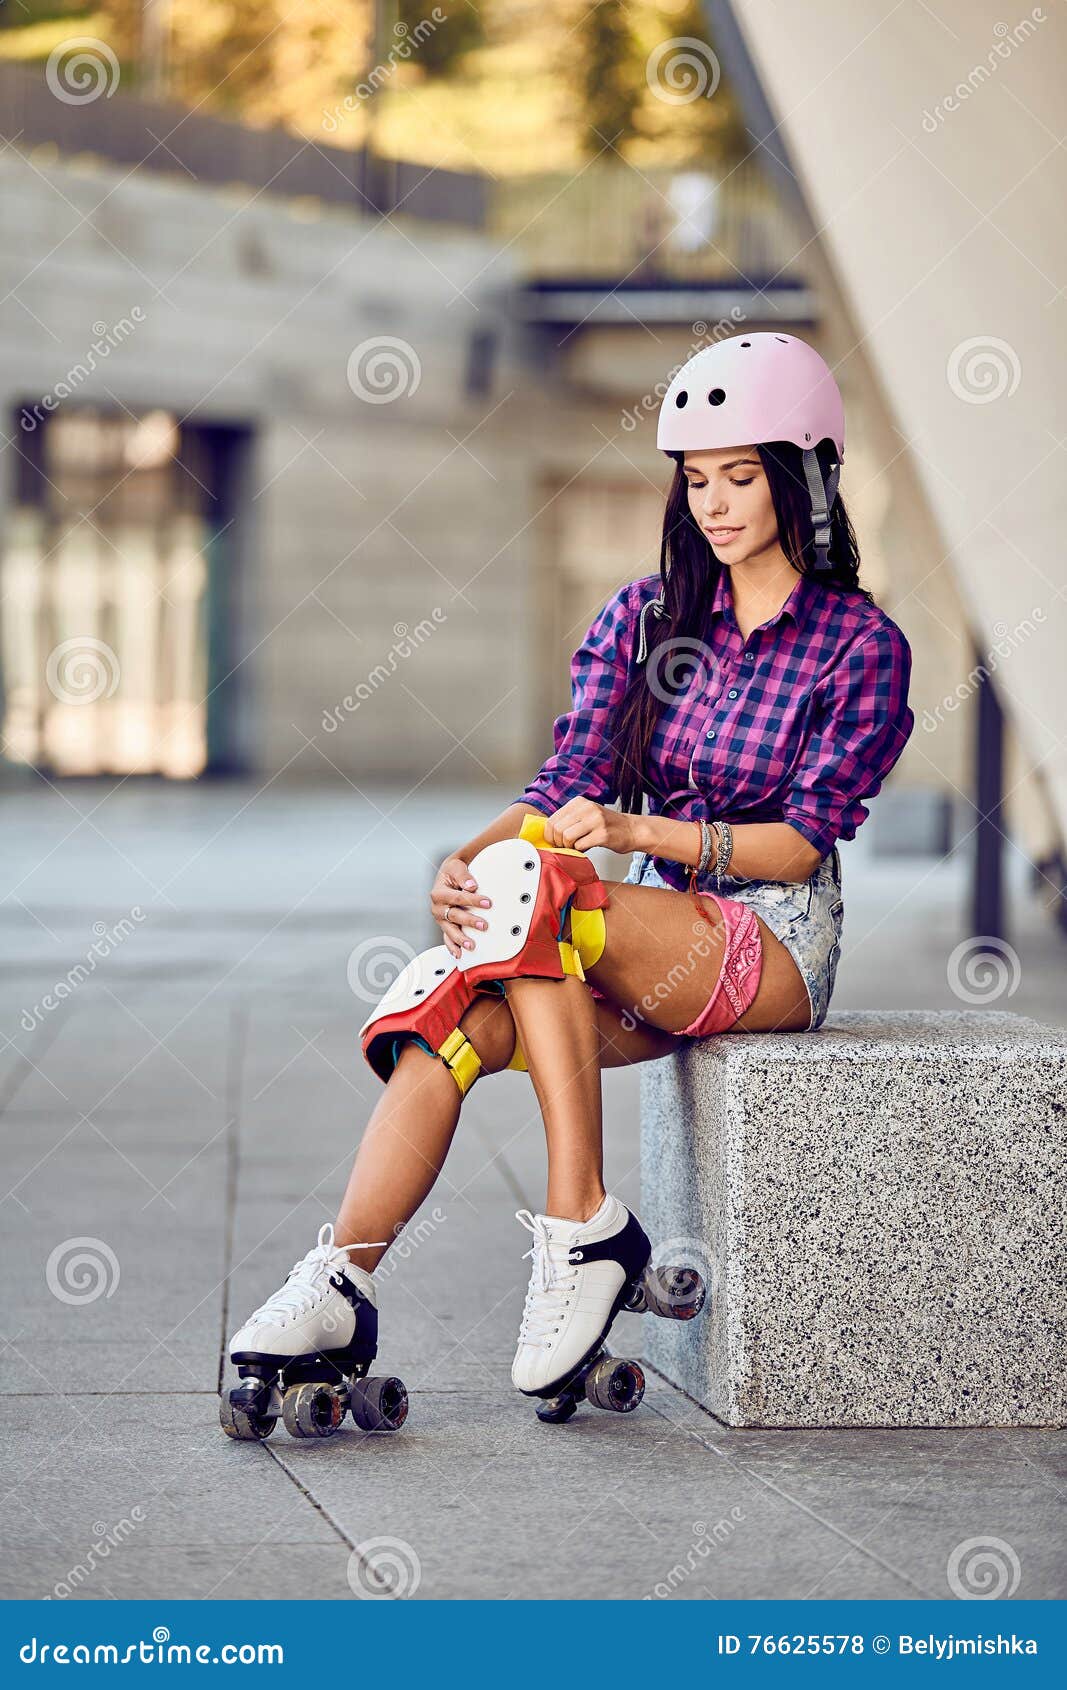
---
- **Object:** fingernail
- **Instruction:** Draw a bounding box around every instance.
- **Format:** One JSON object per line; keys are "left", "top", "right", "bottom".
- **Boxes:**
{"left": 477, "top": 920, "right": 487, "bottom": 930}
{"left": 479, "top": 898, "right": 491, "bottom": 908}
{"left": 464, "top": 879, "right": 477, "bottom": 889}
{"left": 464, "top": 939, "right": 474, "bottom": 949}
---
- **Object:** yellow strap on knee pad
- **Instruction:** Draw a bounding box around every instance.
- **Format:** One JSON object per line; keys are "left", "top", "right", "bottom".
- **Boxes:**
{"left": 498, "top": 816, "right": 607, "bottom": 1075}
{"left": 518, "top": 815, "right": 607, "bottom": 973}
{"left": 436, "top": 1028, "right": 482, "bottom": 1097}
{"left": 519, "top": 813, "right": 583, "bottom": 857}
{"left": 569, "top": 906, "right": 606, "bottom": 971}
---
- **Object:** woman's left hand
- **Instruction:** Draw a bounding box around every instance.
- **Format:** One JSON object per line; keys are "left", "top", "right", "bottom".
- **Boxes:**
{"left": 541, "top": 799, "right": 638, "bottom": 854}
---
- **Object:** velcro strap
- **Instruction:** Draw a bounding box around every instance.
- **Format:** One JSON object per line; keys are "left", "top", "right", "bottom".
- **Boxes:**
{"left": 437, "top": 1028, "right": 482, "bottom": 1096}
{"left": 558, "top": 940, "right": 585, "bottom": 981}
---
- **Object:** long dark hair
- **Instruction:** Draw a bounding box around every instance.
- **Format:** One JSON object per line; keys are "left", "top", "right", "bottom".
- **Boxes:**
{"left": 609, "top": 440, "right": 873, "bottom": 816}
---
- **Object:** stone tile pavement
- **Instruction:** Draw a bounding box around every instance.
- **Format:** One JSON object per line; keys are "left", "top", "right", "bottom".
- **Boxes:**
{"left": 1, "top": 781, "right": 1063, "bottom": 1600}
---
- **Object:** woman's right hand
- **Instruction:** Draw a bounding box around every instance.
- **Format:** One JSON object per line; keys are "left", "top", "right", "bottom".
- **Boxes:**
{"left": 431, "top": 855, "right": 493, "bottom": 960}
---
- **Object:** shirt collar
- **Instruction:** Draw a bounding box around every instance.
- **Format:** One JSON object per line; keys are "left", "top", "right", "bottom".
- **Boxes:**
{"left": 710, "top": 566, "right": 812, "bottom": 635}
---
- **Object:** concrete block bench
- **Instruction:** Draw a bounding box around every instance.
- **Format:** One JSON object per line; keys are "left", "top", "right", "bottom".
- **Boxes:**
{"left": 639, "top": 1010, "right": 1066, "bottom": 1427}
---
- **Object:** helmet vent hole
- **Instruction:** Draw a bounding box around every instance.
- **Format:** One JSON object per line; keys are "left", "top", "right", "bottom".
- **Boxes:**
{"left": 775, "top": 335, "right": 789, "bottom": 343}
{"left": 675, "top": 390, "right": 688, "bottom": 409}
{"left": 740, "top": 340, "right": 751, "bottom": 347}
{"left": 708, "top": 388, "right": 726, "bottom": 407}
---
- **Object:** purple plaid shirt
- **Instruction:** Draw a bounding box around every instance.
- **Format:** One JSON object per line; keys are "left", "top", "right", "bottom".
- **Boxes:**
{"left": 513, "top": 568, "right": 914, "bottom": 890}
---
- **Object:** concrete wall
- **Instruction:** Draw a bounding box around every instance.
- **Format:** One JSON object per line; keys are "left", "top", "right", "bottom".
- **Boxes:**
{"left": 729, "top": 0, "right": 1067, "bottom": 854}
{"left": 0, "top": 148, "right": 536, "bottom": 788}
{"left": 0, "top": 142, "right": 974, "bottom": 847}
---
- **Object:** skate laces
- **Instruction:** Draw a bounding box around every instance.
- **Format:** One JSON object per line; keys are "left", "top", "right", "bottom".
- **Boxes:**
{"left": 514, "top": 1209, "right": 580, "bottom": 1348}
{"left": 245, "top": 1223, "right": 386, "bottom": 1328}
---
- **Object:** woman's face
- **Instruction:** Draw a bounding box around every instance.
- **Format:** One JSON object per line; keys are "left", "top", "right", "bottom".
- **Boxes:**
{"left": 682, "top": 446, "right": 778, "bottom": 564}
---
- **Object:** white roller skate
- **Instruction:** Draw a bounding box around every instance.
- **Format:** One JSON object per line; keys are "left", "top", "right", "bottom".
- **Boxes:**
{"left": 220, "top": 1223, "right": 408, "bottom": 1442}
{"left": 512, "top": 1193, "right": 706, "bottom": 1424}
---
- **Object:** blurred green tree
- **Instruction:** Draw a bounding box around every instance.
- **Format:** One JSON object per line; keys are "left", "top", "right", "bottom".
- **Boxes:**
{"left": 396, "top": 0, "right": 484, "bottom": 77}
{"left": 566, "top": 0, "right": 642, "bottom": 157}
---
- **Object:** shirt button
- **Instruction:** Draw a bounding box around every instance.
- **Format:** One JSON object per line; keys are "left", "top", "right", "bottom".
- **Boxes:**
{"left": 743, "top": 651, "right": 754, "bottom": 661}
{"left": 706, "top": 730, "right": 716, "bottom": 740}
{"left": 727, "top": 689, "right": 738, "bottom": 699}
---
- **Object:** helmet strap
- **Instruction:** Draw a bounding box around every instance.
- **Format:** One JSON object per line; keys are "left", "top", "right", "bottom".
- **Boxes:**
{"left": 802, "top": 448, "right": 840, "bottom": 573}
{"left": 636, "top": 594, "right": 670, "bottom": 665}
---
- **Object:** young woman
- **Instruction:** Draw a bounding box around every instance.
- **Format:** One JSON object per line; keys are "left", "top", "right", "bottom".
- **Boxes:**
{"left": 221, "top": 332, "right": 914, "bottom": 1438}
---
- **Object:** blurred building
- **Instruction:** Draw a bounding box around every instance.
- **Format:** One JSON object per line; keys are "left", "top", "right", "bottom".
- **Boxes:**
{"left": 1, "top": 4, "right": 1063, "bottom": 941}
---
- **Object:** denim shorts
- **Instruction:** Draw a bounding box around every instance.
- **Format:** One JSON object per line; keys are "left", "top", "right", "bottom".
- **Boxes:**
{"left": 621, "top": 845, "right": 844, "bottom": 1031}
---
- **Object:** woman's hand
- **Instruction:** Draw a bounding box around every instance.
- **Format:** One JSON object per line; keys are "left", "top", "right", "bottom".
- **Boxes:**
{"left": 541, "top": 799, "right": 639, "bottom": 855}
{"left": 431, "top": 855, "right": 493, "bottom": 960}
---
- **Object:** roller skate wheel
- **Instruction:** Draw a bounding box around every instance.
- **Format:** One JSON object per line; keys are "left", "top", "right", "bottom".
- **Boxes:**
{"left": 584, "top": 1357, "right": 645, "bottom": 1413}
{"left": 641, "top": 1265, "right": 706, "bottom": 1320}
{"left": 219, "top": 1393, "right": 276, "bottom": 1441}
{"left": 349, "top": 1375, "right": 409, "bottom": 1433}
{"left": 281, "top": 1381, "right": 348, "bottom": 1439}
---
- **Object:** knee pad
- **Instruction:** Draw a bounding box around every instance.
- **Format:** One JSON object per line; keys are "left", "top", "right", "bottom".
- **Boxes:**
{"left": 359, "top": 944, "right": 482, "bottom": 1095}
{"left": 358, "top": 951, "right": 531, "bottom": 1093}
{"left": 458, "top": 813, "right": 609, "bottom": 990}
{"left": 359, "top": 817, "right": 610, "bottom": 1093}
{"left": 455, "top": 814, "right": 610, "bottom": 1077}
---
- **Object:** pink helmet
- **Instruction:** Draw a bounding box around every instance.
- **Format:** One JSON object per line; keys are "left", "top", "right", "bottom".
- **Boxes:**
{"left": 655, "top": 331, "right": 844, "bottom": 574}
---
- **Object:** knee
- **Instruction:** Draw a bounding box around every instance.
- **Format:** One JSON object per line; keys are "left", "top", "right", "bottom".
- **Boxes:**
{"left": 459, "top": 994, "right": 518, "bottom": 1078}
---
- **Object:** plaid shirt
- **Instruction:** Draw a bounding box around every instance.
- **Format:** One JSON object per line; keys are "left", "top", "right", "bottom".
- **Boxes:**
{"left": 514, "top": 568, "right": 914, "bottom": 889}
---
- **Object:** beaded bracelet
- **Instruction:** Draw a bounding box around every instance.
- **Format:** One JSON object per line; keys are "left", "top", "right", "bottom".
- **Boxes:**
{"left": 688, "top": 819, "right": 733, "bottom": 881}
{"left": 697, "top": 819, "right": 715, "bottom": 876}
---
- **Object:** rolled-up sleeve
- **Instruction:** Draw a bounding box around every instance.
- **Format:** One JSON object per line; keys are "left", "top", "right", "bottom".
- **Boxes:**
{"left": 780, "top": 623, "right": 914, "bottom": 858}
{"left": 512, "top": 582, "right": 637, "bottom": 814}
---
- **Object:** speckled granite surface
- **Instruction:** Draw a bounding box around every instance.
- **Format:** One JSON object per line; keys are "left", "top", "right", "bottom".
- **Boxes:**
{"left": 640, "top": 1011, "right": 1067, "bottom": 1428}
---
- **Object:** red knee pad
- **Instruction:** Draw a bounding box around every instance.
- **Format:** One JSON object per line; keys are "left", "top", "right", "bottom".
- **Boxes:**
{"left": 359, "top": 945, "right": 478, "bottom": 1087}
{"left": 457, "top": 829, "right": 610, "bottom": 989}
{"left": 358, "top": 820, "right": 611, "bottom": 1090}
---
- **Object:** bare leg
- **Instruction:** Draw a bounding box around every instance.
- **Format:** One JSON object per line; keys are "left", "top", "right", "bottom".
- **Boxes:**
{"left": 332, "top": 880, "right": 808, "bottom": 1266}
{"left": 505, "top": 974, "right": 605, "bottom": 1224}
{"left": 333, "top": 1042, "right": 462, "bottom": 1271}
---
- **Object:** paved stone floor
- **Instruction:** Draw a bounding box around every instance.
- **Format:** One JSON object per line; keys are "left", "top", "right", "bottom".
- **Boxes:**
{"left": 1, "top": 781, "right": 1064, "bottom": 1600}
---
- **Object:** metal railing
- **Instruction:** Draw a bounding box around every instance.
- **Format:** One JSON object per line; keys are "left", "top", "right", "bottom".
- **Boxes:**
{"left": 489, "top": 158, "right": 806, "bottom": 283}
